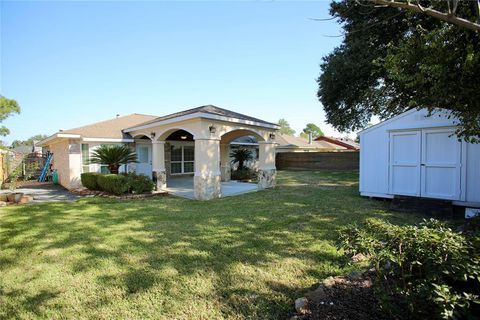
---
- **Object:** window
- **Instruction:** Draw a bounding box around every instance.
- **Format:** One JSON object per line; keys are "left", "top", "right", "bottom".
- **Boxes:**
{"left": 81, "top": 144, "right": 90, "bottom": 173}
{"left": 137, "top": 146, "right": 149, "bottom": 163}
{"left": 171, "top": 144, "right": 194, "bottom": 174}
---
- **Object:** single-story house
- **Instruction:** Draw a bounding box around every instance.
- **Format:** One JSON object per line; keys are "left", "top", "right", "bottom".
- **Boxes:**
{"left": 359, "top": 108, "right": 480, "bottom": 207}
{"left": 38, "top": 105, "right": 279, "bottom": 200}
{"left": 315, "top": 136, "right": 359, "bottom": 151}
{"left": 275, "top": 134, "right": 347, "bottom": 153}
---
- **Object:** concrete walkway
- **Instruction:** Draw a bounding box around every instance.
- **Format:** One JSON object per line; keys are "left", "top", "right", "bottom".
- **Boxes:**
{"left": 0, "top": 183, "right": 81, "bottom": 203}
{"left": 165, "top": 176, "right": 258, "bottom": 199}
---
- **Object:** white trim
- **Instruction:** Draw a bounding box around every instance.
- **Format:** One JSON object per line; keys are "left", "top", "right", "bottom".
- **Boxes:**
{"left": 37, "top": 133, "right": 82, "bottom": 146}
{"left": 82, "top": 137, "right": 134, "bottom": 143}
{"left": 359, "top": 109, "right": 419, "bottom": 135}
{"left": 123, "top": 112, "right": 280, "bottom": 132}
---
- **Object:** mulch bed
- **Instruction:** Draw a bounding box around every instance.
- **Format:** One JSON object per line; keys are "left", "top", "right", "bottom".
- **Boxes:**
{"left": 292, "top": 271, "right": 391, "bottom": 320}
{"left": 71, "top": 188, "right": 169, "bottom": 200}
{"left": 2, "top": 180, "right": 52, "bottom": 189}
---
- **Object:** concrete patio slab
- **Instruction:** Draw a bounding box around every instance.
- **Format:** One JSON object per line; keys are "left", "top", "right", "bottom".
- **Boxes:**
{"left": 0, "top": 183, "right": 81, "bottom": 203}
{"left": 165, "top": 176, "right": 257, "bottom": 199}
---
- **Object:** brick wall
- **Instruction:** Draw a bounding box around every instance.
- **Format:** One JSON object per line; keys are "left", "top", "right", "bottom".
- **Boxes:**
{"left": 276, "top": 151, "right": 359, "bottom": 171}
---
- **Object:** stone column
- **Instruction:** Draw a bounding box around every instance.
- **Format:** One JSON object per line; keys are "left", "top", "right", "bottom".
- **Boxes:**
{"left": 152, "top": 140, "right": 167, "bottom": 191}
{"left": 258, "top": 141, "right": 276, "bottom": 189}
{"left": 220, "top": 143, "right": 231, "bottom": 182}
{"left": 194, "top": 138, "right": 221, "bottom": 200}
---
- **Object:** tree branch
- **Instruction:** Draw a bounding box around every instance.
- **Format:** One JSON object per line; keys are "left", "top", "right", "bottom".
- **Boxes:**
{"left": 369, "top": 0, "right": 480, "bottom": 32}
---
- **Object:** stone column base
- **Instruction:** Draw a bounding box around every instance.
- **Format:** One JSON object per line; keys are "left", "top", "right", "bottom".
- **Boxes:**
{"left": 221, "top": 166, "right": 231, "bottom": 182}
{"left": 194, "top": 175, "right": 221, "bottom": 200}
{"left": 258, "top": 169, "right": 276, "bottom": 189}
{"left": 152, "top": 170, "right": 167, "bottom": 191}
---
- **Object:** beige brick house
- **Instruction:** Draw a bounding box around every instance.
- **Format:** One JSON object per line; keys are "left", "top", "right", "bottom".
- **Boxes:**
{"left": 38, "top": 105, "right": 279, "bottom": 200}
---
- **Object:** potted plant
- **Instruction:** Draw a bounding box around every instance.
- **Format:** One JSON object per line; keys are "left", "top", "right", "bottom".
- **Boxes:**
{"left": 6, "top": 166, "right": 24, "bottom": 203}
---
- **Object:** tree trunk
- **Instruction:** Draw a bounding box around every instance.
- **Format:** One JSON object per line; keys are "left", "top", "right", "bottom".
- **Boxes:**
{"left": 108, "top": 164, "right": 120, "bottom": 174}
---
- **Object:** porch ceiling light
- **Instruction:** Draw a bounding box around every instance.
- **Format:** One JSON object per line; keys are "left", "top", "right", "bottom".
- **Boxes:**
{"left": 150, "top": 132, "right": 156, "bottom": 139}
{"left": 180, "top": 135, "right": 187, "bottom": 140}
{"left": 209, "top": 125, "right": 216, "bottom": 134}
{"left": 269, "top": 133, "right": 275, "bottom": 140}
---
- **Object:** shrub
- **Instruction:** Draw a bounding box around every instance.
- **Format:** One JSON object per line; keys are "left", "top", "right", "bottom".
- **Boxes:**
{"left": 81, "top": 172, "right": 102, "bottom": 190}
{"left": 97, "top": 174, "right": 129, "bottom": 195}
{"left": 125, "top": 173, "right": 155, "bottom": 194}
{"left": 231, "top": 168, "right": 257, "bottom": 181}
{"left": 338, "top": 218, "right": 480, "bottom": 319}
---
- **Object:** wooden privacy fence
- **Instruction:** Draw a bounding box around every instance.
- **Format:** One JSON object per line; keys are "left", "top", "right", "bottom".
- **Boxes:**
{"left": 276, "top": 151, "right": 359, "bottom": 170}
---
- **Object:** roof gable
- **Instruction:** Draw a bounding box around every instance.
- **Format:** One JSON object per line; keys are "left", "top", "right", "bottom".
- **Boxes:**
{"left": 125, "top": 105, "right": 278, "bottom": 131}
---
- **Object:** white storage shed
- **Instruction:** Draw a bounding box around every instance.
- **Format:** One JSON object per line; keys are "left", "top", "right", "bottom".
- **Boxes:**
{"left": 359, "top": 108, "right": 480, "bottom": 207}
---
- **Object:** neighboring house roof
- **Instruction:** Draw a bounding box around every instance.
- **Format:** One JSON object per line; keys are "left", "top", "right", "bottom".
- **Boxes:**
{"left": 12, "top": 145, "right": 34, "bottom": 154}
{"left": 315, "top": 136, "right": 360, "bottom": 150}
{"left": 124, "top": 105, "right": 279, "bottom": 132}
{"left": 275, "top": 134, "right": 346, "bottom": 151}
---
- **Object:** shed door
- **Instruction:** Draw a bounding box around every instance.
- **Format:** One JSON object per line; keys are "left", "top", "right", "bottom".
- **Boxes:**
{"left": 389, "top": 131, "right": 421, "bottom": 196}
{"left": 421, "top": 129, "right": 461, "bottom": 200}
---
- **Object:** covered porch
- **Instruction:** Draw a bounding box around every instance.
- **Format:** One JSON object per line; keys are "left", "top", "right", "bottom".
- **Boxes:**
{"left": 124, "top": 106, "right": 279, "bottom": 200}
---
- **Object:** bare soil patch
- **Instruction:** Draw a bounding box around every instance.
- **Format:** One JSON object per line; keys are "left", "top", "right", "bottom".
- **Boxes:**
{"left": 292, "top": 271, "right": 391, "bottom": 320}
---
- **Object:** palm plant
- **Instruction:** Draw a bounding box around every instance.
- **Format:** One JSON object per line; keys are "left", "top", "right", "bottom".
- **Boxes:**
{"left": 90, "top": 144, "right": 137, "bottom": 174}
{"left": 230, "top": 148, "right": 254, "bottom": 170}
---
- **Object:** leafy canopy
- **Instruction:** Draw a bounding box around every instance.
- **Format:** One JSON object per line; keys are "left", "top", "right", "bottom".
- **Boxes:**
{"left": 317, "top": 0, "right": 480, "bottom": 142}
{"left": 90, "top": 144, "right": 137, "bottom": 174}
{"left": 0, "top": 95, "right": 21, "bottom": 137}
{"left": 11, "top": 134, "right": 48, "bottom": 148}
{"left": 300, "top": 123, "right": 324, "bottom": 139}
{"left": 277, "top": 118, "right": 296, "bottom": 136}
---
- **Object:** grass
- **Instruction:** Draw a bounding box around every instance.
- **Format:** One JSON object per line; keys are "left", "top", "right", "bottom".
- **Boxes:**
{"left": 0, "top": 170, "right": 423, "bottom": 319}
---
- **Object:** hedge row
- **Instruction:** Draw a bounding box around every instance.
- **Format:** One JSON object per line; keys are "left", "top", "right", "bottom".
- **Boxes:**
{"left": 81, "top": 172, "right": 155, "bottom": 195}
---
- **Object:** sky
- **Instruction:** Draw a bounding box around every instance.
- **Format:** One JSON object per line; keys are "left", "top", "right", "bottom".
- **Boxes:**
{"left": 0, "top": 0, "right": 348, "bottom": 144}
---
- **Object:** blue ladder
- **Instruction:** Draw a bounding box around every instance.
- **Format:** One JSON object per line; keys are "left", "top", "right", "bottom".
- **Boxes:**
{"left": 38, "top": 153, "right": 53, "bottom": 182}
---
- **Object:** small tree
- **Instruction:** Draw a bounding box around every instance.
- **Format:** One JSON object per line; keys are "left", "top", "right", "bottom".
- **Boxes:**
{"left": 90, "top": 145, "right": 137, "bottom": 174}
{"left": 230, "top": 148, "right": 254, "bottom": 171}
{"left": 277, "top": 118, "right": 296, "bottom": 136}
{"left": 300, "top": 123, "right": 324, "bottom": 139}
{"left": 0, "top": 95, "right": 21, "bottom": 137}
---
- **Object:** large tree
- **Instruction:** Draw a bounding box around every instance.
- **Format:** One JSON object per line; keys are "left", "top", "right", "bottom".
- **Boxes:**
{"left": 317, "top": 0, "right": 480, "bottom": 142}
{"left": 0, "top": 96, "right": 21, "bottom": 136}
{"left": 277, "top": 118, "right": 296, "bottom": 135}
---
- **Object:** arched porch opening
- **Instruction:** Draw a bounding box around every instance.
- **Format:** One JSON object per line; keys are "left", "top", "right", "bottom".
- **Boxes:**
{"left": 219, "top": 129, "right": 276, "bottom": 189}
{"left": 150, "top": 128, "right": 196, "bottom": 193}
{"left": 132, "top": 134, "right": 153, "bottom": 177}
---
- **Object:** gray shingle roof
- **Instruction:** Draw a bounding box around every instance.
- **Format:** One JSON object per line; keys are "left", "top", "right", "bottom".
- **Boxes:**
{"left": 61, "top": 114, "right": 158, "bottom": 139}
{"left": 131, "top": 105, "right": 278, "bottom": 128}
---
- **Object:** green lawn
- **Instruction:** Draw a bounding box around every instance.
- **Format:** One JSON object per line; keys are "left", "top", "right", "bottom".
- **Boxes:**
{"left": 0, "top": 171, "right": 423, "bottom": 319}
